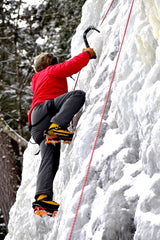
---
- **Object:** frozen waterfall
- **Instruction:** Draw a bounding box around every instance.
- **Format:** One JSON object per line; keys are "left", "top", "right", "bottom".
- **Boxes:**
{"left": 5, "top": 0, "right": 160, "bottom": 239}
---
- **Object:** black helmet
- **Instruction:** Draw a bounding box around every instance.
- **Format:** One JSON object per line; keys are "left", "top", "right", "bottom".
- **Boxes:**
{"left": 34, "top": 52, "right": 58, "bottom": 72}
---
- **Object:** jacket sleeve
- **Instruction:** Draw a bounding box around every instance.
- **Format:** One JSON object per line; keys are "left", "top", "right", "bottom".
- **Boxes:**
{"left": 49, "top": 52, "right": 90, "bottom": 78}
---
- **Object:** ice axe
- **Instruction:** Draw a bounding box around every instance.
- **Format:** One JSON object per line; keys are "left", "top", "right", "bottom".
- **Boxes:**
{"left": 83, "top": 26, "right": 100, "bottom": 58}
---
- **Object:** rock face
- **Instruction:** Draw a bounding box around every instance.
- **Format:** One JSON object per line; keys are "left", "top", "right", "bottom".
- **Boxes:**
{"left": 5, "top": 0, "right": 160, "bottom": 240}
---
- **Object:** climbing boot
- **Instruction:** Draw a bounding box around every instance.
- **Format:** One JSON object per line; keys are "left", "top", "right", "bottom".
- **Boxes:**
{"left": 46, "top": 123, "right": 74, "bottom": 139}
{"left": 32, "top": 194, "right": 59, "bottom": 217}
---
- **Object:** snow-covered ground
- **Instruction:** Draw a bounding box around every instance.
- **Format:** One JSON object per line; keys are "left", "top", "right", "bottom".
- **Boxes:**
{"left": 5, "top": 0, "right": 160, "bottom": 239}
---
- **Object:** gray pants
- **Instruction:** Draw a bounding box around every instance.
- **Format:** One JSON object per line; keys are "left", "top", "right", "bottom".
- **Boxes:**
{"left": 31, "top": 90, "right": 85, "bottom": 199}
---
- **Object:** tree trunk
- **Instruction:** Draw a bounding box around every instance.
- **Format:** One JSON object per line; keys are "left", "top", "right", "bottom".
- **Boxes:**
{"left": 0, "top": 132, "right": 21, "bottom": 227}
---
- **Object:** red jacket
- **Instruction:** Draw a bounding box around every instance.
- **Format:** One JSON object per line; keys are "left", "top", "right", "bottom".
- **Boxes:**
{"left": 28, "top": 52, "right": 90, "bottom": 125}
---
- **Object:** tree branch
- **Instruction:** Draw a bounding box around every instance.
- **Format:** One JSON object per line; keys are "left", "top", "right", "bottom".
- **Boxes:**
{"left": 0, "top": 116, "right": 28, "bottom": 148}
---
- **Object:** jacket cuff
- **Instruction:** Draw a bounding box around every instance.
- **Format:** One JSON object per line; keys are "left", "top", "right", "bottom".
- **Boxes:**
{"left": 85, "top": 51, "right": 91, "bottom": 59}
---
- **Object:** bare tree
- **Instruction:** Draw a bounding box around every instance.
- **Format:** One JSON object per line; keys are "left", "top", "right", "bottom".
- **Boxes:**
{"left": 0, "top": 115, "right": 27, "bottom": 227}
{"left": 0, "top": 132, "right": 21, "bottom": 227}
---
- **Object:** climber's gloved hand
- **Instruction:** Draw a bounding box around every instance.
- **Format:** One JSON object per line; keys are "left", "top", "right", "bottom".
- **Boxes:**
{"left": 83, "top": 47, "right": 96, "bottom": 59}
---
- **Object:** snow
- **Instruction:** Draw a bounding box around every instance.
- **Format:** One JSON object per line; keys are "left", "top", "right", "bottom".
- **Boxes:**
{"left": 5, "top": 0, "right": 160, "bottom": 239}
{"left": 22, "top": 0, "right": 44, "bottom": 7}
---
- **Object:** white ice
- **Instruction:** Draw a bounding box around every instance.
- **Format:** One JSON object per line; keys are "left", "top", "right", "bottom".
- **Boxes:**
{"left": 5, "top": 0, "right": 160, "bottom": 239}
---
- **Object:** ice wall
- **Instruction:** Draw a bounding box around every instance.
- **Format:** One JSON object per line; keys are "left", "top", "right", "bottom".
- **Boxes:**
{"left": 5, "top": 0, "right": 160, "bottom": 239}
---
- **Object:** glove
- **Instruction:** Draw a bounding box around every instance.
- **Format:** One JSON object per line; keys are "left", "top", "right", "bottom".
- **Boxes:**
{"left": 83, "top": 48, "right": 96, "bottom": 59}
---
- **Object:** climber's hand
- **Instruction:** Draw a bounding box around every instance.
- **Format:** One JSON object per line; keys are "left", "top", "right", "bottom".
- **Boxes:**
{"left": 83, "top": 48, "right": 96, "bottom": 59}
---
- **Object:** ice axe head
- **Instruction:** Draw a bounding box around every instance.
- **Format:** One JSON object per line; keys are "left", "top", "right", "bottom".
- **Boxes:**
{"left": 83, "top": 26, "right": 100, "bottom": 59}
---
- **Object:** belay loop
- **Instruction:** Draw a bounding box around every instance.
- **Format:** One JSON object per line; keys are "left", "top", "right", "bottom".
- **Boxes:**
{"left": 83, "top": 26, "right": 100, "bottom": 58}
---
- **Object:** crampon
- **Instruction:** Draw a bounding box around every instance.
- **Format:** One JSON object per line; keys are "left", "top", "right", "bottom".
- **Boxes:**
{"left": 33, "top": 204, "right": 58, "bottom": 218}
{"left": 45, "top": 135, "right": 72, "bottom": 145}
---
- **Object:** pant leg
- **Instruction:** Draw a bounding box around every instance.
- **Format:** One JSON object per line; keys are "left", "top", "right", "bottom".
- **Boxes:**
{"left": 31, "top": 90, "right": 85, "bottom": 199}
{"left": 31, "top": 100, "right": 55, "bottom": 144}
{"left": 50, "top": 90, "right": 85, "bottom": 128}
{"left": 35, "top": 139, "right": 60, "bottom": 200}
{"left": 30, "top": 101, "right": 60, "bottom": 200}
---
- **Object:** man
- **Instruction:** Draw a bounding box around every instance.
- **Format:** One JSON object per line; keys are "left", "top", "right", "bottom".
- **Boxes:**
{"left": 28, "top": 47, "right": 96, "bottom": 216}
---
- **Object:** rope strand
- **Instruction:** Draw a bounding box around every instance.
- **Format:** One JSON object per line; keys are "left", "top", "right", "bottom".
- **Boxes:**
{"left": 73, "top": 71, "right": 81, "bottom": 91}
{"left": 73, "top": 0, "right": 115, "bottom": 91}
{"left": 68, "top": 0, "right": 135, "bottom": 239}
{"left": 100, "top": 0, "right": 116, "bottom": 26}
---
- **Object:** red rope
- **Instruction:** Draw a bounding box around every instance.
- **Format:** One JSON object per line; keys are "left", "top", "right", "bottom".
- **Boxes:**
{"left": 68, "top": 1, "right": 135, "bottom": 239}
{"left": 100, "top": 0, "right": 115, "bottom": 26}
{"left": 73, "top": 0, "right": 115, "bottom": 91}
{"left": 73, "top": 71, "right": 81, "bottom": 90}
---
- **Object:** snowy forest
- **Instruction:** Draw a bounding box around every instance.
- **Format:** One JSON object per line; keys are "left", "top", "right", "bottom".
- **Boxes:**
{"left": 0, "top": 0, "right": 85, "bottom": 238}
{"left": 2, "top": 0, "right": 160, "bottom": 239}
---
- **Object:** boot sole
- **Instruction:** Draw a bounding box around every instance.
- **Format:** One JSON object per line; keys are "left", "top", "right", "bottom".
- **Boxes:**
{"left": 34, "top": 206, "right": 58, "bottom": 218}
{"left": 45, "top": 135, "right": 72, "bottom": 145}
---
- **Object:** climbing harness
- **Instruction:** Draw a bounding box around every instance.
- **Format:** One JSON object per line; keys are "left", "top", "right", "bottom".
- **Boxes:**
{"left": 68, "top": 0, "right": 135, "bottom": 239}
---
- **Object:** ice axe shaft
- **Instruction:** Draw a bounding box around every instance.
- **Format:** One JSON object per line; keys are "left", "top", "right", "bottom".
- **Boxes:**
{"left": 83, "top": 26, "right": 100, "bottom": 50}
